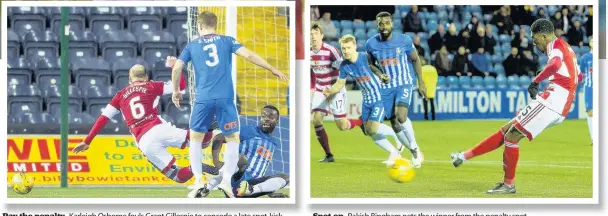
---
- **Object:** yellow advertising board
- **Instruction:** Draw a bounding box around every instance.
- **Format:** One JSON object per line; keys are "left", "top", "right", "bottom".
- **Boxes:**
{"left": 6, "top": 135, "right": 219, "bottom": 185}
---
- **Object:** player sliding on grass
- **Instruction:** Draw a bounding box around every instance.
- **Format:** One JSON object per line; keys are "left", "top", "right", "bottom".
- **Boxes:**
{"left": 310, "top": 21, "right": 364, "bottom": 163}
{"left": 73, "top": 57, "right": 195, "bottom": 184}
{"left": 365, "top": 11, "right": 425, "bottom": 168}
{"left": 170, "top": 11, "right": 287, "bottom": 198}
{"left": 324, "top": 35, "right": 402, "bottom": 164}
{"left": 190, "top": 105, "right": 289, "bottom": 198}
{"left": 450, "top": 18, "right": 583, "bottom": 194}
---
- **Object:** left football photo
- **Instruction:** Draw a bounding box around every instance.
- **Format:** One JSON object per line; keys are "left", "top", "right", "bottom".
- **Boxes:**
{"left": 2, "top": 1, "right": 295, "bottom": 202}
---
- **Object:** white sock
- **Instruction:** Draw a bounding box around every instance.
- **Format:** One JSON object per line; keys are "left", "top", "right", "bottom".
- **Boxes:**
{"left": 377, "top": 123, "right": 404, "bottom": 148}
{"left": 188, "top": 140, "right": 203, "bottom": 184}
{"left": 220, "top": 141, "right": 239, "bottom": 187}
{"left": 587, "top": 116, "right": 593, "bottom": 141}
{"left": 206, "top": 175, "right": 221, "bottom": 189}
{"left": 401, "top": 118, "right": 419, "bottom": 150}
{"left": 371, "top": 134, "right": 399, "bottom": 155}
{"left": 251, "top": 177, "right": 288, "bottom": 194}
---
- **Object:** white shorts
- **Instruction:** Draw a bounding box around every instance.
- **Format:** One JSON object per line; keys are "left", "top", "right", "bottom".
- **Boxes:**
{"left": 137, "top": 122, "right": 188, "bottom": 173}
{"left": 514, "top": 100, "right": 565, "bottom": 141}
{"left": 311, "top": 88, "right": 347, "bottom": 119}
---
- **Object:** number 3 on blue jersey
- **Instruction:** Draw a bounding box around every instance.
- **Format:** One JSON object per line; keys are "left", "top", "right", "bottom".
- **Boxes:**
{"left": 203, "top": 44, "right": 219, "bottom": 67}
{"left": 373, "top": 107, "right": 380, "bottom": 116}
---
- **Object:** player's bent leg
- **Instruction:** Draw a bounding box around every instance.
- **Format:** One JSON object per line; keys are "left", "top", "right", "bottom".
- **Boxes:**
{"left": 139, "top": 142, "right": 193, "bottom": 184}
{"left": 485, "top": 126, "right": 522, "bottom": 194}
{"left": 238, "top": 173, "right": 290, "bottom": 198}
{"left": 365, "top": 121, "right": 400, "bottom": 164}
{"left": 451, "top": 119, "right": 513, "bottom": 168}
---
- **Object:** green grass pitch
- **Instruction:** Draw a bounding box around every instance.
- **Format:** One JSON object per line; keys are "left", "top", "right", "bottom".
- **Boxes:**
{"left": 310, "top": 120, "right": 593, "bottom": 198}
{"left": 7, "top": 187, "right": 289, "bottom": 198}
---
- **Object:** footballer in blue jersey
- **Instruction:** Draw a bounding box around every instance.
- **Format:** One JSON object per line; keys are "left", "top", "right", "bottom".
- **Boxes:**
{"left": 195, "top": 105, "right": 289, "bottom": 198}
{"left": 365, "top": 11, "right": 425, "bottom": 168}
{"left": 579, "top": 38, "right": 593, "bottom": 143}
{"left": 171, "top": 11, "right": 287, "bottom": 198}
{"left": 325, "top": 35, "right": 402, "bottom": 163}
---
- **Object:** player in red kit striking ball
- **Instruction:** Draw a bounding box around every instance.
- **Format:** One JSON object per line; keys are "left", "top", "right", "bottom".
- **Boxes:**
{"left": 450, "top": 18, "right": 583, "bottom": 194}
{"left": 310, "top": 21, "right": 364, "bottom": 162}
{"left": 73, "top": 56, "right": 204, "bottom": 184}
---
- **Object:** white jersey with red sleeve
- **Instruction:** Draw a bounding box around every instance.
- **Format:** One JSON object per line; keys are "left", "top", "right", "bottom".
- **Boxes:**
{"left": 535, "top": 37, "right": 581, "bottom": 116}
{"left": 311, "top": 42, "right": 343, "bottom": 92}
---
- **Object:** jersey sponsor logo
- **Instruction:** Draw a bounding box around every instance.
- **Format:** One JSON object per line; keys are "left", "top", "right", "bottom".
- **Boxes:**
{"left": 255, "top": 145, "right": 273, "bottom": 161}
{"left": 354, "top": 75, "right": 372, "bottom": 83}
{"left": 378, "top": 58, "right": 399, "bottom": 67}
{"left": 223, "top": 121, "right": 238, "bottom": 130}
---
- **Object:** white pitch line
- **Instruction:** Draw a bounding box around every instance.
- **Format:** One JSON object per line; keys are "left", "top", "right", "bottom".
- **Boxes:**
{"left": 338, "top": 157, "right": 592, "bottom": 169}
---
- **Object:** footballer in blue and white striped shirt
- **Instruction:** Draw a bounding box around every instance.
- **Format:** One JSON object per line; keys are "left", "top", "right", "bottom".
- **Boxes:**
{"left": 194, "top": 105, "right": 289, "bottom": 198}
{"left": 324, "top": 34, "right": 403, "bottom": 165}
{"left": 579, "top": 38, "right": 593, "bottom": 143}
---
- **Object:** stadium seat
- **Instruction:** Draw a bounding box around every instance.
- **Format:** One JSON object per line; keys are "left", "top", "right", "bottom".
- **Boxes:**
{"left": 492, "top": 64, "right": 505, "bottom": 76}
{"left": 33, "top": 57, "right": 65, "bottom": 91}
{"left": 356, "top": 40, "right": 365, "bottom": 52}
{"left": 496, "top": 75, "right": 507, "bottom": 89}
{"left": 152, "top": 59, "right": 172, "bottom": 81}
{"left": 484, "top": 76, "right": 497, "bottom": 88}
{"left": 89, "top": 7, "right": 125, "bottom": 37}
{"left": 491, "top": 54, "right": 503, "bottom": 64}
{"left": 178, "top": 33, "right": 189, "bottom": 53}
{"left": 572, "top": 46, "right": 581, "bottom": 54}
{"left": 580, "top": 46, "right": 590, "bottom": 54}
{"left": 340, "top": 20, "right": 353, "bottom": 30}
{"left": 471, "top": 76, "right": 484, "bottom": 89}
{"left": 23, "top": 30, "right": 59, "bottom": 60}
{"left": 417, "top": 32, "right": 429, "bottom": 41}
{"left": 99, "top": 30, "right": 138, "bottom": 61}
{"left": 129, "top": 14, "right": 163, "bottom": 36}
{"left": 17, "top": 112, "right": 56, "bottom": 124}
{"left": 437, "top": 76, "right": 447, "bottom": 89}
{"left": 500, "top": 44, "right": 511, "bottom": 54}
{"left": 538, "top": 55, "right": 548, "bottom": 66}
{"left": 8, "top": 115, "right": 16, "bottom": 124}
{"left": 499, "top": 34, "right": 512, "bottom": 44}
{"left": 405, "top": 32, "right": 416, "bottom": 40}
{"left": 341, "top": 28, "right": 354, "bottom": 37}
{"left": 507, "top": 75, "right": 520, "bottom": 89}
{"left": 365, "top": 21, "right": 375, "bottom": 29}
{"left": 44, "top": 85, "right": 84, "bottom": 116}
{"left": 8, "top": 30, "right": 20, "bottom": 56}
{"left": 332, "top": 20, "right": 340, "bottom": 29}
{"left": 354, "top": 29, "right": 366, "bottom": 40}
{"left": 518, "top": 75, "right": 532, "bottom": 88}
{"left": 367, "top": 29, "right": 378, "bottom": 38}
{"left": 437, "top": 11, "right": 449, "bottom": 22}
{"left": 393, "top": 19, "right": 403, "bottom": 30}
{"left": 112, "top": 57, "right": 150, "bottom": 89}
{"left": 483, "top": 14, "right": 493, "bottom": 23}
{"left": 8, "top": 84, "right": 43, "bottom": 115}
{"left": 176, "top": 113, "right": 191, "bottom": 125}
{"left": 447, "top": 76, "right": 459, "bottom": 88}
{"left": 161, "top": 114, "right": 175, "bottom": 123}
{"left": 453, "top": 22, "right": 462, "bottom": 32}
{"left": 493, "top": 45, "right": 501, "bottom": 54}
{"left": 167, "top": 7, "right": 188, "bottom": 37}
{"left": 84, "top": 85, "right": 118, "bottom": 117}
{"left": 353, "top": 22, "right": 365, "bottom": 30}
{"left": 167, "top": 104, "right": 192, "bottom": 123}
{"left": 69, "top": 30, "right": 98, "bottom": 60}
{"left": 459, "top": 76, "right": 472, "bottom": 88}
{"left": 139, "top": 31, "right": 177, "bottom": 65}
{"left": 426, "top": 20, "right": 438, "bottom": 33}
{"left": 329, "top": 41, "right": 340, "bottom": 50}
{"left": 49, "top": 7, "right": 86, "bottom": 37}
{"left": 72, "top": 57, "right": 112, "bottom": 88}
{"left": 8, "top": 57, "right": 32, "bottom": 86}
{"left": 10, "top": 7, "right": 47, "bottom": 38}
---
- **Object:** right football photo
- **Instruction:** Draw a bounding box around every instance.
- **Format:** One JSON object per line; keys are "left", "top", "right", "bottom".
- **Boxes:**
{"left": 308, "top": 4, "right": 596, "bottom": 199}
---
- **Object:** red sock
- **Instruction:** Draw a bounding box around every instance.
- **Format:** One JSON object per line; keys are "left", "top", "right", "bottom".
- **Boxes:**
{"left": 464, "top": 130, "right": 505, "bottom": 160}
{"left": 314, "top": 125, "right": 331, "bottom": 155}
{"left": 347, "top": 118, "right": 363, "bottom": 130}
{"left": 503, "top": 139, "right": 519, "bottom": 186}
{"left": 202, "top": 131, "right": 214, "bottom": 143}
{"left": 175, "top": 166, "right": 194, "bottom": 183}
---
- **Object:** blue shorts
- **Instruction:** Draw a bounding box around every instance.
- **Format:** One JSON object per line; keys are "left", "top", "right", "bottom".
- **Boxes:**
{"left": 381, "top": 84, "right": 414, "bottom": 118}
{"left": 361, "top": 102, "right": 385, "bottom": 123}
{"left": 190, "top": 98, "right": 239, "bottom": 135}
{"left": 584, "top": 86, "right": 593, "bottom": 111}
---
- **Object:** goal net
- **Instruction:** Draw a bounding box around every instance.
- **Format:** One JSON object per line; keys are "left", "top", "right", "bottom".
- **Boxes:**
{"left": 186, "top": 6, "right": 291, "bottom": 179}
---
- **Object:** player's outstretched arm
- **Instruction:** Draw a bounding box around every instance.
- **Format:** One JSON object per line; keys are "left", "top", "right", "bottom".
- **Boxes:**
{"left": 73, "top": 104, "right": 121, "bottom": 154}
{"left": 409, "top": 49, "right": 426, "bottom": 98}
{"left": 235, "top": 47, "right": 288, "bottom": 81}
{"left": 367, "top": 53, "right": 389, "bottom": 83}
{"left": 323, "top": 78, "right": 346, "bottom": 97}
